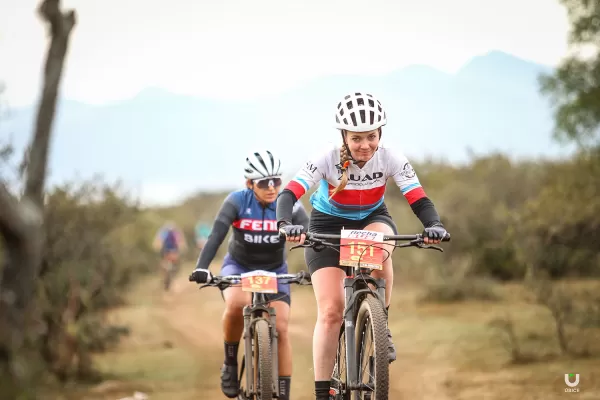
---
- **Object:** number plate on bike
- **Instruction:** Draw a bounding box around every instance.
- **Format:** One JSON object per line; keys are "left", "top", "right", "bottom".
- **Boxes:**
{"left": 241, "top": 270, "right": 278, "bottom": 293}
{"left": 339, "top": 229, "right": 384, "bottom": 270}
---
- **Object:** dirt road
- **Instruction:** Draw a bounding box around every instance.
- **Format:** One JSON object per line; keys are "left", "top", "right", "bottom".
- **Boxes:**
{"left": 87, "top": 271, "right": 600, "bottom": 400}
{"left": 151, "top": 273, "right": 459, "bottom": 400}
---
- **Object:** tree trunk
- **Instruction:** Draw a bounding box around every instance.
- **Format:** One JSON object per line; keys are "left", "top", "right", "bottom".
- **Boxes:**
{"left": 0, "top": 0, "right": 76, "bottom": 396}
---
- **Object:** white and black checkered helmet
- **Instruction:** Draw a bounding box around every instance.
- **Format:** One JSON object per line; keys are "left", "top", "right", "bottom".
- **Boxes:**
{"left": 335, "top": 92, "right": 387, "bottom": 132}
{"left": 244, "top": 150, "right": 282, "bottom": 180}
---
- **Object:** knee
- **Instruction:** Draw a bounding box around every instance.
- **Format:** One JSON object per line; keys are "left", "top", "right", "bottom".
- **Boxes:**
{"left": 317, "top": 302, "right": 343, "bottom": 327}
{"left": 224, "top": 299, "right": 246, "bottom": 316}
{"left": 276, "top": 317, "right": 289, "bottom": 340}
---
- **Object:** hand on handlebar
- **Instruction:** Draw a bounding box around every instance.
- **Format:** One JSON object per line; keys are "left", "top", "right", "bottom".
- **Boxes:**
{"left": 279, "top": 223, "right": 306, "bottom": 245}
{"left": 189, "top": 267, "right": 213, "bottom": 284}
{"left": 296, "top": 270, "right": 311, "bottom": 285}
{"left": 422, "top": 223, "right": 449, "bottom": 244}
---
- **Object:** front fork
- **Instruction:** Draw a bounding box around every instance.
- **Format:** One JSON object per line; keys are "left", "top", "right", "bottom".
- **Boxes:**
{"left": 343, "top": 275, "right": 386, "bottom": 391}
{"left": 242, "top": 304, "right": 279, "bottom": 398}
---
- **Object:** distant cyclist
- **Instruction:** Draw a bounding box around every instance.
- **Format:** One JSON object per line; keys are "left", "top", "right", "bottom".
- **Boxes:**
{"left": 153, "top": 221, "right": 187, "bottom": 290}
{"left": 189, "top": 150, "right": 309, "bottom": 400}
{"left": 194, "top": 221, "right": 212, "bottom": 251}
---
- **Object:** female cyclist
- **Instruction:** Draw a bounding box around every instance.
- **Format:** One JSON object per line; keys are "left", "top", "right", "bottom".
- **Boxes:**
{"left": 276, "top": 92, "right": 448, "bottom": 400}
{"left": 189, "top": 150, "right": 309, "bottom": 400}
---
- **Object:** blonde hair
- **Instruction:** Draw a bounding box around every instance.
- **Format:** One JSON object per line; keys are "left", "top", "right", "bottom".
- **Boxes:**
{"left": 329, "top": 138, "right": 353, "bottom": 199}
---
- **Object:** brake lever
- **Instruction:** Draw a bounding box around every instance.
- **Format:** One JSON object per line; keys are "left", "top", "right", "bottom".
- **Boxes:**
{"left": 414, "top": 242, "right": 444, "bottom": 252}
{"left": 289, "top": 240, "right": 327, "bottom": 252}
{"left": 289, "top": 243, "right": 309, "bottom": 251}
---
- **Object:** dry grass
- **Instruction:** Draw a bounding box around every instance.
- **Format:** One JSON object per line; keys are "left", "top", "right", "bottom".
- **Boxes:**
{"left": 45, "top": 267, "right": 600, "bottom": 400}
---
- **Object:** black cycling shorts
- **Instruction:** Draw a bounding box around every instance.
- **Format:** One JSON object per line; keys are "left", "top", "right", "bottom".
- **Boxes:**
{"left": 304, "top": 203, "right": 398, "bottom": 275}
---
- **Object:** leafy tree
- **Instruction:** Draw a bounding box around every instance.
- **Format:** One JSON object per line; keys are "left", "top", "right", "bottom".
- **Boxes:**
{"left": 539, "top": 0, "right": 600, "bottom": 146}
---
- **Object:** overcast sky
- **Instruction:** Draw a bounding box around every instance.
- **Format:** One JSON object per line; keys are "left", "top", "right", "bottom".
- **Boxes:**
{"left": 1, "top": 0, "right": 570, "bottom": 107}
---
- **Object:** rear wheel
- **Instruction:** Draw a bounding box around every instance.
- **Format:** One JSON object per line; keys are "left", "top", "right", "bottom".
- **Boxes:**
{"left": 353, "top": 296, "right": 389, "bottom": 400}
{"left": 253, "top": 319, "right": 273, "bottom": 400}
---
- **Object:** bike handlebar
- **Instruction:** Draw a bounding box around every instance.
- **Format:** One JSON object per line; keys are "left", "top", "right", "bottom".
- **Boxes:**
{"left": 280, "top": 230, "right": 451, "bottom": 253}
{"left": 302, "top": 232, "right": 451, "bottom": 242}
{"left": 195, "top": 270, "right": 312, "bottom": 290}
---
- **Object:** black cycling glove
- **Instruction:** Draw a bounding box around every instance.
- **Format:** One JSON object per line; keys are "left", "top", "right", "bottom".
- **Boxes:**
{"left": 189, "top": 268, "right": 213, "bottom": 283}
{"left": 279, "top": 223, "right": 305, "bottom": 240}
{"left": 423, "top": 223, "right": 447, "bottom": 241}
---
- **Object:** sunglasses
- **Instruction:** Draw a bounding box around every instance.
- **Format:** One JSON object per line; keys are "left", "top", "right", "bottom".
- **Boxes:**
{"left": 253, "top": 177, "right": 282, "bottom": 189}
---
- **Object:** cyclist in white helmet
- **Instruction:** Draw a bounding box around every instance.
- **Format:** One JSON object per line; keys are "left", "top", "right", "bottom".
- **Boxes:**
{"left": 190, "top": 150, "right": 309, "bottom": 400}
{"left": 276, "top": 93, "right": 449, "bottom": 400}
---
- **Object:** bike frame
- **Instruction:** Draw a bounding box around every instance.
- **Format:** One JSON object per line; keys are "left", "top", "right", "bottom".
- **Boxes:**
{"left": 342, "top": 266, "right": 386, "bottom": 391}
{"left": 291, "top": 231, "right": 450, "bottom": 396}
{"left": 194, "top": 271, "right": 311, "bottom": 400}
{"left": 241, "top": 291, "right": 279, "bottom": 399}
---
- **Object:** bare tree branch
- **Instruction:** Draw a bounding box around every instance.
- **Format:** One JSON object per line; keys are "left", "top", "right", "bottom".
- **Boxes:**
{"left": 25, "top": 0, "right": 76, "bottom": 207}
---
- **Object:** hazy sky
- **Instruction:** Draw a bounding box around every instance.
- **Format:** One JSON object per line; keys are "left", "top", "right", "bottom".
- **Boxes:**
{"left": 1, "top": 0, "right": 570, "bottom": 108}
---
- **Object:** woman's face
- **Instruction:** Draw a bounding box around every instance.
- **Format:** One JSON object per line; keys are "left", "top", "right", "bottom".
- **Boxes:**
{"left": 249, "top": 177, "right": 282, "bottom": 204}
{"left": 344, "top": 129, "right": 380, "bottom": 162}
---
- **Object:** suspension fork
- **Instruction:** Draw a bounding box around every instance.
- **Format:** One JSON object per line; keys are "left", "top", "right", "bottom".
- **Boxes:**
{"left": 242, "top": 292, "right": 279, "bottom": 398}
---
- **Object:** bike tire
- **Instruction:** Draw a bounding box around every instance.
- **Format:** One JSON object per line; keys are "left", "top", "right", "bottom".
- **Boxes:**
{"left": 354, "top": 296, "right": 389, "bottom": 400}
{"left": 164, "top": 261, "right": 173, "bottom": 291}
{"left": 254, "top": 319, "right": 273, "bottom": 400}
{"left": 331, "top": 329, "right": 351, "bottom": 399}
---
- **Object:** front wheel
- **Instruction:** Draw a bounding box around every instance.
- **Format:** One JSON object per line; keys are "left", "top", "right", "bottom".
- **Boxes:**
{"left": 163, "top": 261, "right": 173, "bottom": 291}
{"left": 331, "top": 329, "right": 351, "bottom": 399}
{"left": 353, "top": 296, "right": 389, "bottom": 400}
{"left": 253, "top": 319, "right": 273, "bottom": 400}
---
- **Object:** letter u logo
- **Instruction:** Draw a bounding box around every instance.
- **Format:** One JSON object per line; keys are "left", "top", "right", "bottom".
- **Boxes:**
{"left": 565, "top": 373, "right": 579, "bottom": 387}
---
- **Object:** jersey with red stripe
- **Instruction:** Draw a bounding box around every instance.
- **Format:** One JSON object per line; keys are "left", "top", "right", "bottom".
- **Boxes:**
{"left": 285, "top": 143, "right": 427, "bottom": 220}
{"left": 222, "top": 188, "right": 309, "bottom": 268}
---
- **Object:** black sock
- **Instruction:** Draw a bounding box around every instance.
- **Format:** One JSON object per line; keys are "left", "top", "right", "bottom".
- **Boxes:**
{"left": 224, "top": 341, "right": 239, "bottom": 366}
{"left": 279, "top": 376, "right": 291, "bottom": 400}
{"left": 315, "top": 380, "right": 330, "bottom": 400}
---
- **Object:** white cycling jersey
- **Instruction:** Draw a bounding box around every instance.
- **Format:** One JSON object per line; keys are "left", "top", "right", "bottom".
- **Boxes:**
{"left": 285, "top": 143, "right": 427, "bottom": 220}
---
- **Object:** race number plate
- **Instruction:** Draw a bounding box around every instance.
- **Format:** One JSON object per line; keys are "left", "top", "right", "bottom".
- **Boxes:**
{"left": 339, "top": 229, "right": 385, "bottom": 270}
{"left": 241, "top": 270, "right": 278, "bottom": 293}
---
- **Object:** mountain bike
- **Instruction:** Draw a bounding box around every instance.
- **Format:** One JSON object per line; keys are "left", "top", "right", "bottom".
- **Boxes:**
{"left": 287, "top": 230, "right": 450, "bottom": 400}
{"left": 162, "top": 250, "right": 180, "bottom": 291}
{"left": 192, "top": 270, "right": 312, "bottom": 400}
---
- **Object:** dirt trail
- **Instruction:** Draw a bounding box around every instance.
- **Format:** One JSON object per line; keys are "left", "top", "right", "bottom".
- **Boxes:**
{"left": 154, "top": 274, "right": 458, "bottom": 400}
{"left": 89, "top": 271, "right": 600, "bottom": 400}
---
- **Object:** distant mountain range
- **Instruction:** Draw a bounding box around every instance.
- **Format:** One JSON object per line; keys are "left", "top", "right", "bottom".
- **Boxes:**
{"left": 0, "top": 50, "right": 574, "bottom": 205}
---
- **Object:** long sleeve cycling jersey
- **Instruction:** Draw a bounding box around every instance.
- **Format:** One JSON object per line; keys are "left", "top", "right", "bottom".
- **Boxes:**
{"left": 277, "top": 143, "right": 441, "bottom": 227}
{"left": 196, "top": 188, "right": 310, "bottom": 271}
